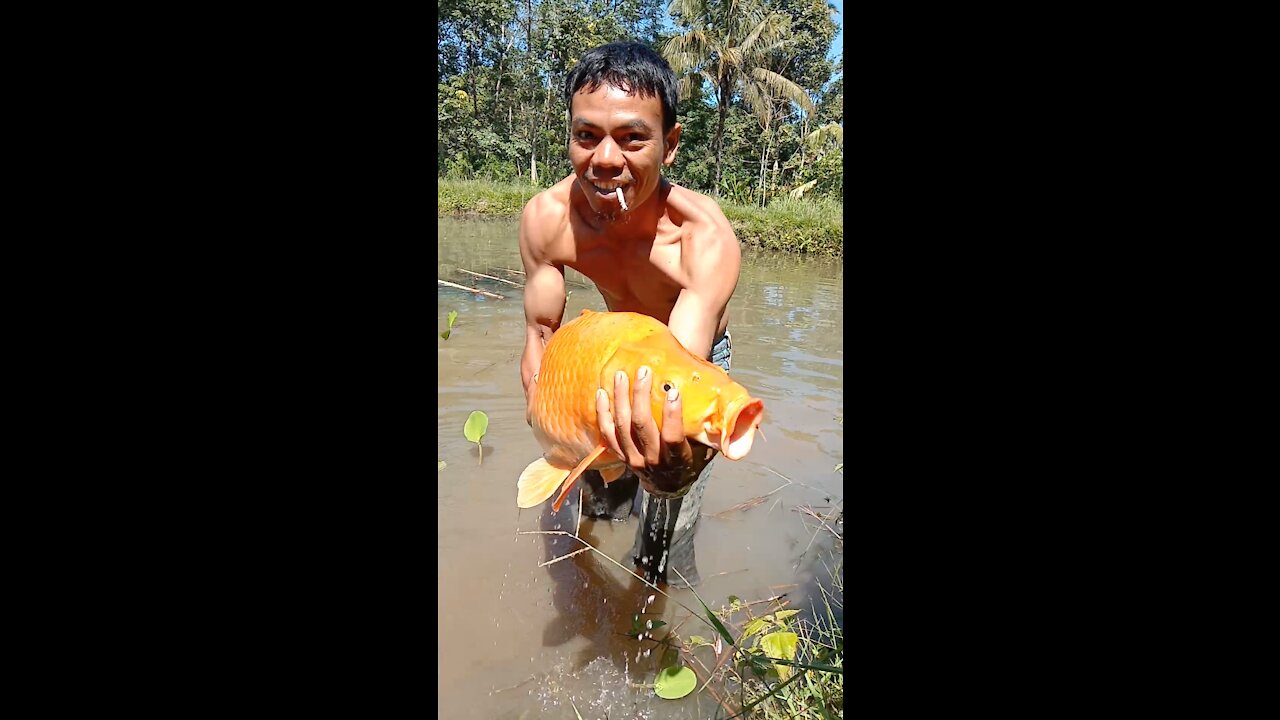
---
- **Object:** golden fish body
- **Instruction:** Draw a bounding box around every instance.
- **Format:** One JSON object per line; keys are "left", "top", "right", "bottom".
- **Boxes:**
{"left": 518, "top": 310, "right": 765, "bottom": 511}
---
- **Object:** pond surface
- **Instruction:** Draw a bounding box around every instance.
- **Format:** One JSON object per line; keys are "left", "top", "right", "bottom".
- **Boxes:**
{"left": 437, "top": 216, "right": 843, "bottom": 719}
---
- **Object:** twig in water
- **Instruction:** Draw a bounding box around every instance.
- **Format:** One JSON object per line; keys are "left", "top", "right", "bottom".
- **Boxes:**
{"left": 794, "top": 497, "right": 845, "bottom": 572}
{"left": 537, "top": 546, "right": 592, "bottom": 567}
{"left": 438, "top": 278, "right": 505, "bottom": 299}
{"left": 458, "top": 268, "right": 524, "bottom": 287}
{"left": 517, "top": 530, "right": 723, "bottom": 637}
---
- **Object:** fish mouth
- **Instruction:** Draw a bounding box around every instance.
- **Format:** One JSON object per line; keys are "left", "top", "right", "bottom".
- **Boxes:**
{"left": 719, "top": 398, "right": 765, "bottom": 461}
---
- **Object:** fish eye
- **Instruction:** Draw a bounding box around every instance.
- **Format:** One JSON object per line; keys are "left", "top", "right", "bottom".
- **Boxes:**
{"left": 662, "top": 383, "right": 672, "bottom": 392}
{"left": 691, "top": 372, "right": 701, "bottom": 382}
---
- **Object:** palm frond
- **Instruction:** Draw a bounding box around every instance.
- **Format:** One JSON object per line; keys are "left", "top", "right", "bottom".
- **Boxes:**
{"left": 749, "top": 67, "right": 816, "bottom": 114}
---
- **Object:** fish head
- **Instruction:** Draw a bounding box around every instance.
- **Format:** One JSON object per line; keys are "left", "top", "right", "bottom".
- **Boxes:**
{"left": 677, "top": 366, "right": 765, "bottom": 461}
{"left": 605, "top": 344, "right": 765, "bottom": 462}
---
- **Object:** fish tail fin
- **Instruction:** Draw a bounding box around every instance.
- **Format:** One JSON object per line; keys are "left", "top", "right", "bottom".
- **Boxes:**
{"left": 550, "top": 444, "right": 611, "bottom": 512}
{"left": 599, "top": 465, "right": 626, "bottom": 486}
{"left": 517, "top": 459, "right": 571, "bottom": 509}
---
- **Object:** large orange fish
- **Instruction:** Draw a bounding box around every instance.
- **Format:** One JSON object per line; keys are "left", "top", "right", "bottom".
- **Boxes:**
{"left": 517, "top": 309, "right": 765, "bottom": 511}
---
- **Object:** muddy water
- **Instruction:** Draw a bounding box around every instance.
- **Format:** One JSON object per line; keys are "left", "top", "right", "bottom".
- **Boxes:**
{"left": 437, "top": 216, "right": 843, "bottom": 719}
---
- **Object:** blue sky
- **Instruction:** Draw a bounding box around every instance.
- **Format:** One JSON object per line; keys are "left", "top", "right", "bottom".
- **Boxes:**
{"left": 828, "top": 0, "right": 842, "bottom": 61}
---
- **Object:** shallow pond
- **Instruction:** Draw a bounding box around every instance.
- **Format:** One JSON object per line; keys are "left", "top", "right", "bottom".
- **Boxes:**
{"left": 437, "top": 216, "right": 843, "bottom": 719}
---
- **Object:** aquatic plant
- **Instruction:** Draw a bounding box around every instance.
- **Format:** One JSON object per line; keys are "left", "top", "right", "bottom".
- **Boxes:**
{"left": 440, "top": 309, "right": 458, "bottom": 340}
{"left": 464, "top": 410, "right": 488, "bottom": 465}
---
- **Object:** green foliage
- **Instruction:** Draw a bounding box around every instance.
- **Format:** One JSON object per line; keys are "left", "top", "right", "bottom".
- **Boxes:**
{"left": 438, "top": 0, "right": 842, "bottom": 204}
{"left": 437, "top": 179, "right": 536, "bottom": 215}
{"left": 722, "top": 198, "right": 843, "bottom": 256}
{"left": 464, "top": 411, "right": 489, "bottom": 464}
{"left": 439, "top": 178, "right": 842, "bottom": 255}
{"left": 441, "top": 309, "right": 459, "bottom": 340}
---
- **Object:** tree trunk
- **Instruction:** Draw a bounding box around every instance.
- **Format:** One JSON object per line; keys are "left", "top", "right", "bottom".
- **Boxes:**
{"left": 713, "top": 77, "right": 729, "bottom": 195}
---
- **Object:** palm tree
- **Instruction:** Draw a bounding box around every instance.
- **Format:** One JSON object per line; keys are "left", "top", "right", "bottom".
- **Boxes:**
{"left": 663, "top": 0, "right": 815, "bottom": 193}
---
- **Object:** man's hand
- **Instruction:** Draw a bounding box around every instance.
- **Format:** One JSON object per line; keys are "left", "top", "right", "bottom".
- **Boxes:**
{"left": 597, "top": 366, "right": 705, "bottom": 496}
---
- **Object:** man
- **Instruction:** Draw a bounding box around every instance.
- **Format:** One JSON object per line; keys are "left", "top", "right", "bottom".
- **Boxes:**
{"left": 519, "top": 42, "right": 742, "bottom": 588}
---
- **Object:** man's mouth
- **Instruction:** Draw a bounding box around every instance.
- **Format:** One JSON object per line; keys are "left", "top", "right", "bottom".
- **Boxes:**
{"left": 588, "top": 180, "right": 627, "bottom": 198}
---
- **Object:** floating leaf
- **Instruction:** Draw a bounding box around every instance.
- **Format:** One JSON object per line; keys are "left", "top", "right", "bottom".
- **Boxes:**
{"left": 649, "top": 620, "right": 667, "bottom": 631}
{"left": 834, "top": 463, "right": 843, "bottom": 473}
{"left": 653, "top": 666, "right": 696, "bottom": 699}
{"left": 760, "top": 631, "right": 799, "bottom": 680}
{"left": 687, "top": 635, "right": 709, "bottom": 646}
{"left": 438, "top": 460, "right": 446, "bottom": 471}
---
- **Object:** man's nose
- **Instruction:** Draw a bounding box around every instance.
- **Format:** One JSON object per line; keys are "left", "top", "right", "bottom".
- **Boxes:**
{"left": 591, "top": 136, "right": 624, "bottom": 172}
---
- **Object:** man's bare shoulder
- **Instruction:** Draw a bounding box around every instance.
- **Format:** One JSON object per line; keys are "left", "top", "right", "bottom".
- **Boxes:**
{"left": 662, "top": 182, "right": 738, "bottom": 252}
{"left": 664, "top": 183, "right": 734, "bottom": 234}
{"left": 520, "top": 177, "right": 575, "bottom": 253}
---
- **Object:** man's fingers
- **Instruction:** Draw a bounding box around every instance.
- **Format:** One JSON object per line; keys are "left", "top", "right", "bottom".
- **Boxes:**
{"left": 596, "top": 388, "right": 623, "bottom": 460}
{"left": 661, "top": 384, "right": 694, "bottom": 466}
{"left": 660, "top": 384, "right": 685, "bottom": 444}
{"left": 630, "top": 366, "right": 661, "bottom": 466}
{"left": 613, "top": 371, "right": 643, "bottom": 466}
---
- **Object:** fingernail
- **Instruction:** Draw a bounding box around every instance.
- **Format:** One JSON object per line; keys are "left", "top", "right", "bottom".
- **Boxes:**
{"left": 638, "top": 366, "right": 649, "bottom": 381}
{"left": 667, "top": 386, "right": 679, "bottom": 402}
{"left": 597, "top": 388, "right": 607, "bottom": 402}
{"left": 616, "top": 370, "right": 626, "bottom": 383}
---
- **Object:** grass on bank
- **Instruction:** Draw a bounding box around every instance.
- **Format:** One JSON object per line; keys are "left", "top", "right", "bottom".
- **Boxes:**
{"left": 438, "top": 178, "right": 843, "bottom": 256}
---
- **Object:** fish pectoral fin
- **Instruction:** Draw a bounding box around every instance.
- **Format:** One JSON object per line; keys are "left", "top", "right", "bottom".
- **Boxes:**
{"left": 550, "top": 444, "right": 611, "bottom": 512}
{"left": 517, "top": 459, "right": 573, "bottom": 509}
{"left": 599, "top": 464, "right": 626, "bottom": 486}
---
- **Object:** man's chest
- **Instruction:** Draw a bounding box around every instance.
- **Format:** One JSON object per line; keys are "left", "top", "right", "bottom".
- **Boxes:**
{"left": 567, "top": 238, "right": 684, "bottom": 311}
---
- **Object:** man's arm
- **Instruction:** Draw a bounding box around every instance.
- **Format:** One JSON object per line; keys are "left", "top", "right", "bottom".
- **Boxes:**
{"left": 518, "top": 195, "right": 567, "bottom": 409}
{"left": 666, "top": 201, "right": 741, "bottom": 359}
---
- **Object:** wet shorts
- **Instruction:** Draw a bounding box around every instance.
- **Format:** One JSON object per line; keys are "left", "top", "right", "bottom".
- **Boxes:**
{"left": 709, "top": 330, "right": 732, "bottom": 371}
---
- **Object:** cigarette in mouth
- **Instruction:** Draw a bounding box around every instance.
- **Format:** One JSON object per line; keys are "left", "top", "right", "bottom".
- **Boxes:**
{"left": 615, "top": 187, "right": 628, "bottom": 211}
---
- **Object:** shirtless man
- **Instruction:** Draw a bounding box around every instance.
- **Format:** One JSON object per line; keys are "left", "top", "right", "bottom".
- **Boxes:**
{"left": 519, "top": 42, "right": 742, "bottom": 588}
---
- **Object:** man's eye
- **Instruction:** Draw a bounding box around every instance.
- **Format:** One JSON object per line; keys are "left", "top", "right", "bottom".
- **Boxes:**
{"left": 576, "top": 132, "right": 596, "bottom": 141}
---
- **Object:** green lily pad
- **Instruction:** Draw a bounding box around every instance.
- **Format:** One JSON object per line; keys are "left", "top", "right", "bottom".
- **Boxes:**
{"left": 654, "top": 666, "right": 696, "bottom": 699}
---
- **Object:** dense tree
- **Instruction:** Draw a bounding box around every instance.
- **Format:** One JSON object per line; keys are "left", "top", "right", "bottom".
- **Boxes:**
{"left": 437, "top": 0, "right": 842, "bottom": 203}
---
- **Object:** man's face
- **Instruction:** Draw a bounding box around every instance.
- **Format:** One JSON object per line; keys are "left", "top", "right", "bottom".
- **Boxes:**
{"left": 568, "top": 83, "right": 681, "bottom": 222}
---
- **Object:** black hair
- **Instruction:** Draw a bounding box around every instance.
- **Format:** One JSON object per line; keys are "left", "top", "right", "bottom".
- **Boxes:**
{"left": 564, "top": 42, "right": 679, "bottom": 132}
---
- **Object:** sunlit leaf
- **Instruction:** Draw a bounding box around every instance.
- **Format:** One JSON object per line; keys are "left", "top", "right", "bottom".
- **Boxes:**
{"left": 464, "top": 411, "right": 488, "bottom": 464}
{"left": 743, "top": 617, "right": 771, "bottom": 638}
{"left": 688, "top": 635, "right": 709, "bottom": 646}
{"left": 760, "top": 631, "right": 799, "bottom": 680}
{"left": 653, "top": 666, "right": 696, "bottom": 699}
{"left": 441, "top": 310, "right": 459, "bottom": 340}
{"left": 438, "top": 460, "right": 446, "bottom": 471}
{"left": 773, "top": 609, "right": 801, "bottom": 625}
{"left": 834, "top": 463, "right": 843, "bottom": 473}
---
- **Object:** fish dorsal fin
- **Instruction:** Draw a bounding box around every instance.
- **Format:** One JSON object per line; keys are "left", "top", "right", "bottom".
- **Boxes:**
{"left": 550, "top": 443, "right": 611, "bottom": 512}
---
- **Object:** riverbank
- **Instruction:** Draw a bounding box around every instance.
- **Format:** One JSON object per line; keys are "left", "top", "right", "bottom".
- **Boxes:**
{"left": 438, "top": 179, "right": 843, "bottom": 256}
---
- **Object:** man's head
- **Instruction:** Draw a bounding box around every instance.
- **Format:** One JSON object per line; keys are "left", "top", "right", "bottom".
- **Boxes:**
{"left": 564, "top": 42, "right": 682, "bottom": 222}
